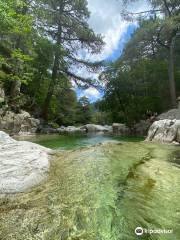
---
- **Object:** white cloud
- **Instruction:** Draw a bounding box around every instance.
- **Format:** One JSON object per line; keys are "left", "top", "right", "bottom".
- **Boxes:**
{"left": 75, "top": 0, "right": 150, "bottom": 101}
{"left": 79, "top": 87, "right": 101, "bottom": 101}
{"left": 87, "top": 0, "right": 150, "bottom": 60}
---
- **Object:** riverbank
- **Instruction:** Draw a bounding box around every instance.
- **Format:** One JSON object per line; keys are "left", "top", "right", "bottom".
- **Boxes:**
{"left": 0, "top": 109, "right": 151, "bottom": 137}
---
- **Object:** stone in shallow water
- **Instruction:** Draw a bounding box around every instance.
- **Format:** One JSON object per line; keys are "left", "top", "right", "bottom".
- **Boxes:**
{"left": 0, "top": 131, "right": 51, "bottom": 194}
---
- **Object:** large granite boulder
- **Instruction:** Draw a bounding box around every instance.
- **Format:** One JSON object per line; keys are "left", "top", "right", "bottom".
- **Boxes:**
{"left": 0, "top": 131, "right": 51, "bottom": 194}
{"left": 146, "top": 119, "right": 180, "bottom": 143}
{"left": 59, "top": 126, "right": 86, "bottom": 134}
{"left": 112, "top": 123, "right": 130, "bottom": 135}
{"left": 158, "top": 109, "right": 180, "bottom": 120}
{"left": 0, "top": 110, "right": 40, "bottom": 134}
{"left": 83, "top": 124, "right": 112, "bottom": 133}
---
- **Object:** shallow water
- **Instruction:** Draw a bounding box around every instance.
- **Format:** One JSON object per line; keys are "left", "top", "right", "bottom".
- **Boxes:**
{"left": 0, "top": 136, "right": 180, "bottom": 240}
{"left": 15, "top": 133, "right": 144, "bottom": 150}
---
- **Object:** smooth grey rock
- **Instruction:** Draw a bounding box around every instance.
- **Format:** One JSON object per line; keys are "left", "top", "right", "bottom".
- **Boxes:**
{"left": 0, "top": 131, "right": 15, "bottom": 144}
{"left": 146, "top": 119, "right": 180, "bottom": 143}
{"left": 0, "top": 131, "right": 51, "bottom": 194}
{"left": 158, "top": 109, "right": 180, "bottom": 120}
{"left": 0, "top": 110, "right": 40, "bottom": 134}
{"left": 83, "top": 124, "right": 112, "bottom": 133}
{"left": 59, "top": 126, "right": 86, "bottom": 133}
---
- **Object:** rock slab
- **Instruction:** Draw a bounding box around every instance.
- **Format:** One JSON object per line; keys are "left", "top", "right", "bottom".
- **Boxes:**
{"left": 158, "top": 109, "right": 180, "bottom": 120}
{"left": 146, "top": 119, "right": 180, "bottom": 143}
{"left": 0, "top": 131, "right": 51, "bottom": 194}
{"left": 0, "top": 110, "right": 40, "bottom": 134}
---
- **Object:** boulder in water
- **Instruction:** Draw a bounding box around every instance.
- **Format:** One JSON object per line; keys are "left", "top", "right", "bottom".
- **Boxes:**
{"left": 83, "top": 124, "right": 112, "bottom": 133}
{"left": 158, "top": 109, "right": 180, "bottom": 120}
{"left": 0, "top": 131, "right": 51, "bottom": 194}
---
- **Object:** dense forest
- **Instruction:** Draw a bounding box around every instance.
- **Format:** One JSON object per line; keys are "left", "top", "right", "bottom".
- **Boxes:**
{"left": 97, "top": 0, "right": 180, "bottom": 126}
{"left": 0, "top": 0, "right": 180, "bottom": 128}
{"left": 0, "top": 0, "right": 103, "bottom": 126}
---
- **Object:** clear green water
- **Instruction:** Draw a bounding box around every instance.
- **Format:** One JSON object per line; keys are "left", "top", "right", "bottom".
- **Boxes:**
{"left": 0, "top": 135, "right": 180, "bottom": 240}
{"left": 15, "top": 133, "right": 144, "bottom": 150}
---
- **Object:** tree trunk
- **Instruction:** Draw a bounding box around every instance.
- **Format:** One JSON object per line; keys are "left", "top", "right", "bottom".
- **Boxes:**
{"left": 41, "top": 52, "right": 60, "bottom": 120}
{"left": 41, "top": 10, "right": 63, "bottom": 120}
{"left": 168, "top": 39, "right": 176, "bottom": 107}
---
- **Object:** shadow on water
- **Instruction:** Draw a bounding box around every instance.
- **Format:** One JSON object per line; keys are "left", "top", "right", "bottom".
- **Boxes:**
{"left": 1, "top": 135, "right": 180, "bottom": 240}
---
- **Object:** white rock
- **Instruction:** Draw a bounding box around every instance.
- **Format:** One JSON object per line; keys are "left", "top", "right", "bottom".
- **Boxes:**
{"left": 84, "top": 124, "right": 112, "bottom": 133}
{"left": 146, "top": 119, "right": 180, "bottom": 143}
{"left": 0, "top": 110, "right": 40, "bottom": 134}
{"left": 0, "top": 131, "right": 15, "bottom": 144}
{"left": 158, "top": 109, "right": 180, "bottom": 120}
{"left": 0, "top": 131, "right": 51, "bottom": 194}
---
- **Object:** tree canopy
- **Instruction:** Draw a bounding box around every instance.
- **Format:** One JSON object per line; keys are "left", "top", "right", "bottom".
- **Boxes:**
{"left": 0, "top": 0, "right": 104, "bottom": 125}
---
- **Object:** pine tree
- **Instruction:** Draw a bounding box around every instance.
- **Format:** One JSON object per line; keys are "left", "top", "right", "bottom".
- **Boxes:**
{"left": 37, "top": 0, "right": 104, "bottom": 119}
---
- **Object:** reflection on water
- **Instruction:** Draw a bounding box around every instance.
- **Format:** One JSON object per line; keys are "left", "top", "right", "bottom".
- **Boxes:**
{"left": 0, "top": 137, "right": 180, "bottom": 240}
{"left": 15, "top": 133, "right": 144, "bottom": 150}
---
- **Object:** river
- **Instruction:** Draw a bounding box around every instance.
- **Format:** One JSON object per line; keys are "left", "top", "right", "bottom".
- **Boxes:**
{"left": 0, "top": 134, "right": 180, "bottom": 240}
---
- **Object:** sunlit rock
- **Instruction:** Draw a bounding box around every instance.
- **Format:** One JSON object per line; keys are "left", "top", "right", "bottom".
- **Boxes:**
{"left": 0, "top": 131, "right": 51, "bottom": 194}
{"left": 146, "top": 119, "right": 180, "bottom": 143}
{"left": 83, "top": 124, "right": 112, "bottom": 133}
{"left": 0, "top": 110, "right": 40, "bottom": 134}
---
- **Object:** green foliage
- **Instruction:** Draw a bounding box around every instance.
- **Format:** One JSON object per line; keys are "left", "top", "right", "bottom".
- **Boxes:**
{"left": 76, "top": 96, "right": 93, "bottom": 124}
{"left": 0, "top": 0, "right": 103, "bottom": 125}
{"left": 101, "top": 0, "right": 180, "bottom": 125}
{"left": 102, "top": 50, "right": 179, "bottom": 126}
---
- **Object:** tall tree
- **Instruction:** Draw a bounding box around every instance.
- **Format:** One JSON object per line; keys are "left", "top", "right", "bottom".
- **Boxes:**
{"left": 37, "top": 0, "right": 104, "bottom": 119}
{"left": 122, "top": 0, "right": 180, "bottom": 107}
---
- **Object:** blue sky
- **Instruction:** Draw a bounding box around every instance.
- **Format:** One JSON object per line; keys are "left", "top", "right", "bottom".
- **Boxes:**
{"left": 76, "top": 0, "right": 148, "bottom": 103}
{"left": 77, "top": 24, "right": 137, "bottom": 102}
{"left": 106, "top": 24, "right": 137, "bottom": 62}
